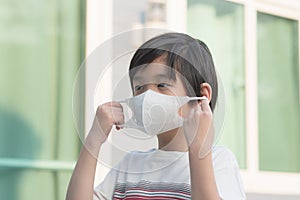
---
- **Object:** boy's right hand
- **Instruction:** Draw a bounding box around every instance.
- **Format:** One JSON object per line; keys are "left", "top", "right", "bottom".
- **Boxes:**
{"left": 89, "top": 101, "right": 124, "bottom": 144}
{"left": 67, "top": 101, "right": 124, "bottom": 200}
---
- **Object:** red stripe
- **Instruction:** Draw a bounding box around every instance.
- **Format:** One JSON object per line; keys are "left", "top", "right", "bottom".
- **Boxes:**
{"left": 114, "top": 195, "right": 187, "bottom": 200}
{"left": 114, "top": 188, "right": 189, "bottom": 196}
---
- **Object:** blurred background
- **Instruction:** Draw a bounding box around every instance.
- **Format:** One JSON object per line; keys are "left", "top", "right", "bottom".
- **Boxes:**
{"left": 0, "top": 0, "right": 299, "bottom": 199}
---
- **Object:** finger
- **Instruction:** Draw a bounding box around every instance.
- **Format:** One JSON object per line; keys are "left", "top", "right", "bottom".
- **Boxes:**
{"left": 185, "top": 105, "right": 196, "bottom": 121}
{"left": 111, "top": 108, "right": 124, "bottom": 121}
{"left": 114, "top": 111, "right": 124, "bottom": 131}
{"left": 200, "top": 98, "right": 210, "bottom": 112}
{"left": 112, "top": 111, "right": 125, "bottom": 125}
{"left": 97, "top": 102, "right": 123, "bottom": 116}
{"left": 195, "top": 103, "right": 202, "bottom": 113}
{"left": 110, "top": 107, "right": 123, "bottom": 113}
{"left": 103, "top": 101, "right": 123, "bottom": 109}
{"left": 111, "top": 102, "right": 124, "bottom": 113}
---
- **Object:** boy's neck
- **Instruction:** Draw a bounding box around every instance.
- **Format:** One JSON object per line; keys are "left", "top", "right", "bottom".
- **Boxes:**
{"left": 157, "top": 128, "right": 188, "bottom": 152}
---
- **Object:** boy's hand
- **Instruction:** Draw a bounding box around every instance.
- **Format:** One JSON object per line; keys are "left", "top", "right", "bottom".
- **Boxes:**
{"left": 183, "top": 98, "right": 214, "bottom": 158}
{"left": 89, "top": 101, "right": 124, "bottom": 144}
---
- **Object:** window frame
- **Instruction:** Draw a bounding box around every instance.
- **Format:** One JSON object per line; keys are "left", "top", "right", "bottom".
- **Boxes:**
{"left": 226, "top": 0, "right": 300, "bottom": 195}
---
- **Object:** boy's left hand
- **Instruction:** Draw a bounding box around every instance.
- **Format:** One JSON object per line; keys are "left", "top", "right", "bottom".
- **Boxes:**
{"left": 183, "top": 98, "right": 215, "bottom": 158}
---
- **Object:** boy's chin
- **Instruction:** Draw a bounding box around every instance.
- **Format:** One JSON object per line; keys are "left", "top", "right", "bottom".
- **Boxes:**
{"left": 157, "top": 127, "right": 183, "bottom": 136}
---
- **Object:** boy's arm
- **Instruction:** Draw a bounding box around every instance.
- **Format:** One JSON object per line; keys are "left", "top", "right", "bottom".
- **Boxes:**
{"left": 189, "top": 151, "right": 220, "bottom": 200}
{"left": 66, "top": 127, "right": 104, "bottom": 200}
{"left": 66, "top": 102, "right": 124, "bottom": 200}
{"left": 185, "top": 99, "right": 220, "bottom": 200}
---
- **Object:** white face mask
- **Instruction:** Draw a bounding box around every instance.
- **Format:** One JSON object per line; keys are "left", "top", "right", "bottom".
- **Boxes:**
{"left": 119, "top": 90, "right": 206, "bottom": 136}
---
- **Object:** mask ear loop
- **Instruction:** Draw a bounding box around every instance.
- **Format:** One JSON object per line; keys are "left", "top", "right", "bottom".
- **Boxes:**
{"left": 181, "top": 96, "right": 208, "bottom": 109}
{"left": 188, "top": 96, "right": 208, "bottom": 101}
{"left": 175, "top": 96, "right": 207, "bottom": 107}
{"left": 187, "top": 96, "right": 208, "bottom": 108}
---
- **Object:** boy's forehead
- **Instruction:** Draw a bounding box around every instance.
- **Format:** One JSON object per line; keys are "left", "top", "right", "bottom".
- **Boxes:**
{"left": 132, "top": 63, "right": 172, "bottom": 81}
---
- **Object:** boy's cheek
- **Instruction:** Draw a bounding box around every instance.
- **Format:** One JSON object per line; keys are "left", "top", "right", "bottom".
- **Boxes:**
{"left": 178, "top": 104, "right": 193, "bottom": 118}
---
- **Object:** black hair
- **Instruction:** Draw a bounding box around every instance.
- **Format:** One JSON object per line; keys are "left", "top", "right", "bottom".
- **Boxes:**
{"left": 129, "top": 32, "right": 218, "bottom": 111}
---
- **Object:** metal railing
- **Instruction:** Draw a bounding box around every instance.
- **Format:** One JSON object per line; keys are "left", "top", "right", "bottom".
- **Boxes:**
{"left": 0, "top": 157, "right": 75, "bottom": 171}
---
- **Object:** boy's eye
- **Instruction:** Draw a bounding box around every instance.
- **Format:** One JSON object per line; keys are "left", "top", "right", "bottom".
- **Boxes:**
{"left": 134, "top": 85, "right": 144, "bottom": 91}
{"left": 157, "top": 83, "right": 169, "bottom": 88}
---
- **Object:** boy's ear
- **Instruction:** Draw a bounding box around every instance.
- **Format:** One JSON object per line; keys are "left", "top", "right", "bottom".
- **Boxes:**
{"left": 200, "top": 83, "right": 212, "bottom": 102}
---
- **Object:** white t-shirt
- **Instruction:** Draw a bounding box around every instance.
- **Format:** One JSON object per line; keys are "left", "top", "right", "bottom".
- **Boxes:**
{"left": 94, "top": 146, "right": 246, "bottom": 200}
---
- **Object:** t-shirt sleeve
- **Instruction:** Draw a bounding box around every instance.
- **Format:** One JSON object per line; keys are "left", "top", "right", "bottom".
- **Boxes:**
{"left": 93, "top": 168, "right": 118, "bottom": 200}
{"left": 213, "top": 147, "right": 246, "bottom": 200}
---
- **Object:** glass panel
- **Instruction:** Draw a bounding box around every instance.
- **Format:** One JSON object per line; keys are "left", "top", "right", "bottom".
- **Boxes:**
{"left": 187, "top": 0, "right": 246, "bottom": 168}
{"left": 0, "top": 0, "right": 85, "bottom": 199}
{"left": 257, "top": 12, "right": 300, "bottom": 172}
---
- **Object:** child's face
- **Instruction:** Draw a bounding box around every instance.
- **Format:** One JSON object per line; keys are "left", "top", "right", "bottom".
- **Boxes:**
{"left": 132, "top": 56, "right": 193, "bottom": 118}
{"left": 132, "top": 57, "right": 187, "bottom": 97}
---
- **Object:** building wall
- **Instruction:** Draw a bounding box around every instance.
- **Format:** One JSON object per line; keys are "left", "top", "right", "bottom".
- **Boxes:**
{"left": 0, "top": 0, "right": 85, "bottom": 199}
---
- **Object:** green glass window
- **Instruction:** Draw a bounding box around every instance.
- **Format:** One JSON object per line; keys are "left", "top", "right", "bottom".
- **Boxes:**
{"left": 257, "top": 12, "right": 300, "bottom": 172}
{"left": 187, "top": 0, "right": 246, "bottom": 168}
{"left": 0, "top": 0, "right": 85, "bottom": 199}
